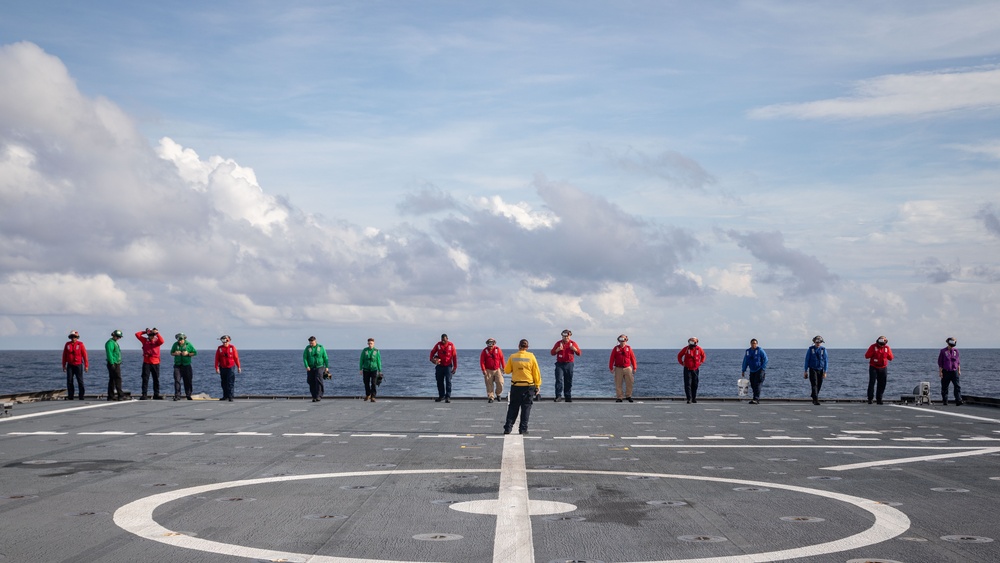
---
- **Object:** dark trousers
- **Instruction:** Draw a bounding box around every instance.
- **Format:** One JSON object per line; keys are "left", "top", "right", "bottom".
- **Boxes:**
{"left": 435, "top": 364, "right": 452, "bottom": 398}
{"left": 363, "top": 370, "right": 378, "bottom": 397}
{"left": 683, "top": 368, "right": 700, "bottom": 401}
{"left": 173, "top": 365, "right": 193, "bottom": 398}
{"left": 941, "top": 370, "right": 962, "bottom": 403}
{"left": 219, "top": 367, "right": 236, "bottom": 399}
{"left": 505, "top": 386, "right": 534, "bottom": 433}
{"left": 867, "top": 366, "right": 887, "bottom": 402}
{"left": 66, "top": 364, "right": 85, "bottom": 399}
{"left": 107, "top": 363, "right": 123, "bottom": 399}
{"left": 748, "top": 369, "right": 764, "bottom": 400}
{"left": 809, "top": 368, "right": 825, "bottom": 401}
{"left": 141, "top": 362, "right": 160, "bottom": 397}
{"left": 306, "top": 367, "right": 324, "bottom": 400}
{"left": 554, "top": 362, "right": 574, "bottom": 399}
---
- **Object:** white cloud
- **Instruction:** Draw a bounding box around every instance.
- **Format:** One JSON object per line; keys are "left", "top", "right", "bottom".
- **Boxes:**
{"left": 706, "top": 264, "right": 756, "bottom": 298}
{"left": 0, "top": 273, "right": 130, "bottom": 315}
{"left": 750, "top": 66, "right": 1000, "bottom": 120}
{"left": 590, "top": 283, "right": 639, "bottom": 316}
{"left": 473, "top": 195, "right": 558, "bottom": 230}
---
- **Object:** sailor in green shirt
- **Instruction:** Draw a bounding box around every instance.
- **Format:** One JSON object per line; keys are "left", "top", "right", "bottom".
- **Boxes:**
{"left": 105, "top": 329, "right": 124, "bottom": 401}
{"left": 304, "top": 336, "right": 329, "bottom": 402}
{"left": 359, "top": 338, "right": 383, "bottom": 402}
{"left": 170, "top": 333, "right": 197, "bottom": 400}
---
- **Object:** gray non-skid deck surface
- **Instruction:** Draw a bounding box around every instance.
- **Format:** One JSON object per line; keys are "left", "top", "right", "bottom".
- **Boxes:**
{"left": 1, "top": 398, "right": 998, "bottom": 562}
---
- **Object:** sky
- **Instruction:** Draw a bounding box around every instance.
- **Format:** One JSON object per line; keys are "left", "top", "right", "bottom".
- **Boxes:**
{"left": 1, "top": 1, "right": 1000, "bottom": 351}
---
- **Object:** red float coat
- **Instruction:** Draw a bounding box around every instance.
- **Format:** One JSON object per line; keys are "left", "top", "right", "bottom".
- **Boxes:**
{"left": 430, "top": 341, "right": 457, "bottom": 369}
{"left": 135, "top": 331, "right": 166, "bottom": 365}
{"left": 550, "top": 339, "right": 580, "bottom": 363}
{"left": 609, "top": 344, "right": 637, "bottom": 371}
{"left": 864, "top": 344, "right": 894, "bottom": 368}
{"left": 62, "top": 340, "right": 89, "bottom": 369}
{"left": 677, "top": 346, "right": 706, "bottom": 370}
{"left": 480, "top": 347, "right": 506, "bottom": 371}
{"left": 215, "top": 344, "right": 241, "bottom": 370}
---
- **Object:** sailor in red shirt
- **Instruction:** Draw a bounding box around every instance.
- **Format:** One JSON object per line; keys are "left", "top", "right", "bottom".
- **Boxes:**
{"left": 214, "top": 335, "right": 241, "bottom": 402}
{"left": 608, "top": 334, "right": 637, "bottom": 402}
{"left": 479, "top": 338, "right": 506, "bottom": 403}
{"left": 136, "top": 328, "right": 166, "bottom": 400}
{"left": 677, "top": 337, "right": 706, "bottom": 403}
{"left": 430, "top": 333, "right": 458, "bottom": 403}
{"left": 61, "top": 331, "right": 89, "bottom": 400}
{"left": 550, "top": 329, "right": 581, "bottom": 402}
{"left": 863, "top": 336, "right": 894, "bottom": 405}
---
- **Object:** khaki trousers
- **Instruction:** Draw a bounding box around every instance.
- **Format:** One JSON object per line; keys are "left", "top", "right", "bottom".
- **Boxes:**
{"left": 483, "top": 369, "right": 504, "bottom": 398}
{"left": 614, "top": 366, "right": 634, "bottom": 399}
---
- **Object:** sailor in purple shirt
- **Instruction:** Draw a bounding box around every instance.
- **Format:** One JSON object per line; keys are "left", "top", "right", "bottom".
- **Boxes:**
{"left": 937, "top": 337, "right": 963, "bottom": 406}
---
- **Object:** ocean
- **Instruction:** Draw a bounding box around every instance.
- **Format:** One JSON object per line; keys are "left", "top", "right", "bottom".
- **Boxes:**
{"left": 2, "top": 348, "right": 997, "bottom": 400}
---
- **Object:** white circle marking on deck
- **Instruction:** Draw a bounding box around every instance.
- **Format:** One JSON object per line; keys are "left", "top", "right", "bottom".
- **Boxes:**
{"left": 113, "top": 467, "right": 910, "bottom": 563}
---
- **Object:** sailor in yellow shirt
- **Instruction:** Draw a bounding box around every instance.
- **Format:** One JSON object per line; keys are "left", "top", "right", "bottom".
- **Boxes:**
{"left": 502, "top": 339, "right": 542, "bottom": 435}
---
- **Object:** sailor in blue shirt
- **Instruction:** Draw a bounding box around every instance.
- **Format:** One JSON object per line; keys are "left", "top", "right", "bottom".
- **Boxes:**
{"left": 803, "top": 335, "right": 828, "bottom": 405}
{"left": 741, "top": 339, "right": 768, "bottom": 404}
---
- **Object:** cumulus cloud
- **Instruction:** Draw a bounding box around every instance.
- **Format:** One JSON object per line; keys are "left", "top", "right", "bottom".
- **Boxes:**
{"left": 437, "top": 175, "right": 703, "bottom": 296}
{"left": 396, "top": 184, "right": 460, "bottom": 215}
{"left": 0, "top": 42, "right": 714, "bottom": 345}
{"left": 750, "top": 66, "right": 1000, "bottom": 120}
{"left": 726, "top": 230, "right": 837, "bottom": 296}
{"left": 919, "top": 257, "right": 959, "bottom": 284}
{"left": 976, "top": 204, "right": 1000, "bottom": 238}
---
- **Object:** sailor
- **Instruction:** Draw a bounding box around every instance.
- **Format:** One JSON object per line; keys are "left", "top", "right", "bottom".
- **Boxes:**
{"left": 609, "top": 334, "right": 637, "bottom": 403}
{"left": 480, "top": 338, "right": 506, "bottom": 403}
{"left": 429, "top": 334, "right": 457, "bottom": 403}
{"left": 503, "top": 339, "right": 541, "bottom": 435}
{"left": 937, "top": 337, "right": 963, "bottom": 406}
{"left": 61, "top": 331, "right": 89, "bottom": 401}
{"left": 105, "top": 330, "right": 124, "bottom": 401}
{"left": 550, "top": 329, "right": 580, "bottom": 402}
{"left": 170, "top": 333, "right": 197, "bottom": 400}
{"left": 804, "top": 335, "right": 828, "bottom": 405}
{"left": 303, "top": 336, "right": 328, "bottom": 402}
{"left": 677, "top": 337, "right": 706, "bottom": 403}
{"left": 741, "top": 338, "right": 768, "bottom": 405}
{"left": 136, "top": 328, "right": 165, "bottom": 400}
{"left": 864, "top": 336, "right": 893, "bottom": 404}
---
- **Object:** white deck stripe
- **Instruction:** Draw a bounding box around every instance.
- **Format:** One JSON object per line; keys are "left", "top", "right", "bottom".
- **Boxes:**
{"left": 821, "top": 447, "right": 1000, "bottom": 471}
{"left": 893, "top": 404, "right": 1000, "bottom": 424}
{"left": 492, "top": 434, "right": 534, "bottom": 563}
{"left": 0, "top": 400, "right": 128, "bottom": 422}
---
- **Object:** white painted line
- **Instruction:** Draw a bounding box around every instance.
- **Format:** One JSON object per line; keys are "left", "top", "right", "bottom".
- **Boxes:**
{"left": 824, "top": 437, "right": 880, "bottom": 441}
{"left": 114, "top": 468, "right": 496, "bottom": 563}
{"left": 842, "top": 430, "right": 882, "bottom": 434}
{"left": 631, "top": 444, "right": 980, "bottom": 450}
{"left": 492, "top": 434, "right": 534, "bottom": 563}
{"left": 690, "top": 435, "right": 745, "bottom": 440}
{"left": 78, "top": 431, "right": 136, "bottom": 435}
{"left": 822, "top": 447, "right": 1000, "bottom": 471}
{"left": 552, "top": 435, "right": 609, "bottom": 440}
{"left": 530, "top": 468, "right": 910, "bottom": 562}
{"left": 6, "top": 431, "right": 68, "bottom": 435}
{"left": 0, "top": 400, "right": 129, "bottom": 423}
{"left": 893, "top": 405, "right": 1000, "bottom": 424}
{"left": 622, "top": 436, "right": 678, "bottom": 440}
{"left": 353, "top": 433, "right": 406, "bottom": 438}
{"left": 113, "top": 466, "right": 911, "bottom": 563}
{"left": 756, "top": 436, "right": 814, "bottom": 441}
{"left": 890, "top": 437, "right": 948, "bottom": 442}
{"left": 416, "top": 434, "right": 473, "bottom": 438}
{"left": 959, "top": 436, "right": 1000, "bottom": 441}
{"left": 214, "top": 432, "right": 272, "bottom": 436}
{"left": 284, "top": 433, "right": 340, "bottom": 437}
{"left": 148, "top": 432, "right": 205, "bottom": 436}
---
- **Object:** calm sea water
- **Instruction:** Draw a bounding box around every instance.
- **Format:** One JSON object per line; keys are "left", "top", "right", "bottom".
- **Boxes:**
{"left": 2, "top": 348, "right": 996, "bottom": 400}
